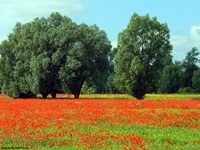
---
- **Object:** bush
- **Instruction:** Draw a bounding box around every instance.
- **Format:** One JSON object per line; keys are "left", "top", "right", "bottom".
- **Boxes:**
{"left": 81, "top": 82, "right": 96, "bottom": 94}
{"left": 178, "top": 87, "right": 195, "bottom": 94}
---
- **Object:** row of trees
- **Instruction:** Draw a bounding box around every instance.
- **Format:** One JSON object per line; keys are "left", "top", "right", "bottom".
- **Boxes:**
{"left": 0, "top": 12, "right": 199, "bottom": 99}
{"left": 159, "top": 47, "right": 200, "bottom": 94}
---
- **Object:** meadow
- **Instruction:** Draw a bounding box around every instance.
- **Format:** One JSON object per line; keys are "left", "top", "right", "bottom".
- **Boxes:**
{"left": 0, "top": 94, "right": 199, "bottom": 150}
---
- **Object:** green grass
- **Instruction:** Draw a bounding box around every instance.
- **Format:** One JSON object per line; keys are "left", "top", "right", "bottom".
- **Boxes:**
{"left": 112, "top": 124, "right": 200, "bottom": 150}
{"left": 55, "top": 93, "right": 200, "bottom": 100}
{"left": 68, "top": 93, "right": 200, "bottom": 100}
{"left": 79, "top": 94, "right": 135, "bottom": 99}
{"left": 2, "top": 93, "right": 200, "bottom": 100}
{"left": 3, "top": 123, "right": 199, "bottom": 150}
{"left": 145, "top": 93, "right": 200, "bottom": 100}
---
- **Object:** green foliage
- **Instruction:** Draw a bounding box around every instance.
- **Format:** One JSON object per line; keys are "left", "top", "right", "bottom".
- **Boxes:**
{"left": 158, "top": 47, "right": 200, "bottom": 94}
{"left": 0, "top": 12, "right": 111, "bottom": 98}
{"left": 0, "top": 36, "right": 20, "bottom": 97}
{"left": 81, "top": 82, "right": 97, "bottom": 94}
{"left": 106, "top": 73, "right": 118, "bottom": 94}
{"left": 158, "top": 62, "right": 182, "bottom": 93}
{"left": 114, "top": 13, "right": 172, "bottom": 99}
{"left": 178, "top": 87, "right": 195, "bottom": 94}
{"left": 104, "top": 48, "right": 119, "bottom": 94}
{"left": 59, "top": 24, "right": 111, "bottom": 98}
{"left": 192, "top": 68, "right": 200, "bottom": 93}
{"left": 0, "top": 13, "right": 69, "bottom": 98}
{"left": 181, "top": 47, "right": 199, "bottom": 88}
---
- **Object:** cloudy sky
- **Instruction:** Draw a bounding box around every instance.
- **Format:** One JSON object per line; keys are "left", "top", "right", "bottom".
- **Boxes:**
{"left": 1, "top": 0, "right": 200, "bottom": 61}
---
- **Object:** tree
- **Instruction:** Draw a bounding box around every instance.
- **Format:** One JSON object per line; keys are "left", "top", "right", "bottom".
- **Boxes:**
{"left": 59, "top": 24, "right": 111, "bottom": 98}
{"left": 0, "top": 13, "right": 71, "bottom": 98}
{"left": 192, "top": 68, "right": 200, "bottom": 93}
{"left": 0, "top": 24, "right": 25, "bottom": 98}
{"left": 0, "top": 12, "right": 111, "bottom": 98}
{"left": 181, "top": 47, "right": 199, "bottom": 88}
{"left": 114, "top": 13, "right": 172, "bottom": 99}
{"left": 28, "top": 13, "right": 73, "bottom": 98}
{"left": 158, "top": 62, "right": 182, "bottom": 93}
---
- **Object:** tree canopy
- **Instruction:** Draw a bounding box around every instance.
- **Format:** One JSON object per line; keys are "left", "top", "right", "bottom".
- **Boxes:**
{"left": 59, "top": 24, "right": 111, "bottom": 98}
{"left": 0, "top": 12, "right": 111, "bottom": 98}
{"left": 114, "top": 13, "right": 172, "bottom": 99}
{"left": 158, "top": 62, "right": 182, "bottom": 93}
{"left": 181, "top": 47, "right": 199, "bottom": 88}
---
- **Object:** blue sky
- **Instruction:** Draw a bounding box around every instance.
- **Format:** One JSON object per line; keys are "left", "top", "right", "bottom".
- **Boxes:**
{"left": 1, "top": 0, "right": 200, "bottom": 61}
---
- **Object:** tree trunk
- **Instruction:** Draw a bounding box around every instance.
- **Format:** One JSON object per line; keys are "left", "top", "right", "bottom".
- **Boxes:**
{"left": 19, "top": 92, "right": 36, "bottom": 98}
{"left": 51, "top": 91, "right": 56, "bottom": 98}
{"left": 27, "top": 91, "right": 36, "bottom": 98}
{"left": 19, "top": 93, "right": 27, "bottom": 98}
{"left": 134, "top": 88, "right": 145, "bottom": 100}
{"left": 41, "top": 92, "right": 49, "bottom": 99}
{"left": 72, "top": 86, "right": 81, "bottom": 98}
{"left": 73, "top": 91, "right": 80, "bottom": 98}
{"left": 72, "top": 79, "right": 84, "bottom": 99}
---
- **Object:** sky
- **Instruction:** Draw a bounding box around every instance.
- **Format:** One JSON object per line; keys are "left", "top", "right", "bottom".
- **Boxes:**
{"left": 1, "top": 0, "right": 200, "bottom": 61}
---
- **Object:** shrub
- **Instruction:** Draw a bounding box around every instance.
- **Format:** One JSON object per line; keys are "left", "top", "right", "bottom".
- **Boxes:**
{"left": 178, "top": 87, "right": 195, "bottom": 94}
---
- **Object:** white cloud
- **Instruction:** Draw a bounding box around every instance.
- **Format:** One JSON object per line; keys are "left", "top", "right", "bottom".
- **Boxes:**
{"left": 190, "top": 26, "right": 200, "bottom": 42}
{"left": 170, "top": 36, "right": 188, "bottom": 47}
{"left": 170, "top": 26, "right": 200, "bottom": 61}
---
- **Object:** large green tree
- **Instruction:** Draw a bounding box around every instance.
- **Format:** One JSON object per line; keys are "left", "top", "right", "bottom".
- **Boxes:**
{"left": 59, "top": 24, "right": 111, "bottom": 98}
{"left": 114, "top": 13, "right": 172, "bottom": 99}
{"left": 0, "top": 24, "right": 27, "bottom": 98}
{"left": 0, "top": 12, "right": 111, "bottom": 98}
{"left": 0, "top": 13, "right": 71, "bottom": 98}
{"left": 28, "top": 13, "right": 74, "bottom": 98}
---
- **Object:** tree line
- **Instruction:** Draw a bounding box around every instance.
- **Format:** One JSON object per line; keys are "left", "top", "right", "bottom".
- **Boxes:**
{"left": 0, "top": 12, "right": 199, "bottom": 99}
{"left": 158, "top": 47, "right": 200, "bottom": 94}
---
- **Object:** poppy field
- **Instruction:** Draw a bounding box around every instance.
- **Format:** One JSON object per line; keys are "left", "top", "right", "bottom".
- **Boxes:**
{"left": 0, "top": 94, "right": 200, "bottom": 149}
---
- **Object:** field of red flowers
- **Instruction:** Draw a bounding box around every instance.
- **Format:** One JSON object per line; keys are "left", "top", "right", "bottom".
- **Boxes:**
{"left": 0, "top": 94, "right": 200, "bottom": 149}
